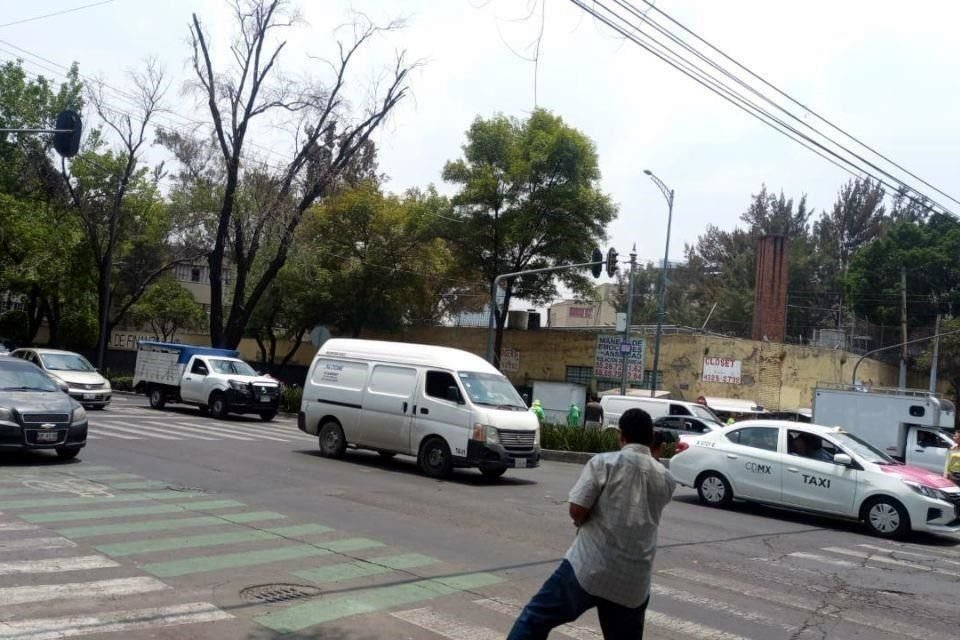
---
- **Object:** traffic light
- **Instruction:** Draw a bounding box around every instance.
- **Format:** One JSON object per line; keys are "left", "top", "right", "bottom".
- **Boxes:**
{"left": 606, "top": 247, "right": 619, "bottom": 277}
{"left": 53, "top": 110, "right": 82, "bottom": 158}
{"left": 590, "top": 247, "right": 603, "bottom": 278}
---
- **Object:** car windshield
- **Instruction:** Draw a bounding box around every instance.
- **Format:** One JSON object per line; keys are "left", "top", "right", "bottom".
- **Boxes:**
{"left": 457, "top": 372, "right": 526, "bottom": 408}
{"left": 831, "top": 432, "right": 896, "bottom": 464}
{"left": 691, "top": 405, "right": 722, "bottom": 423}
{"left": 210, "top": 359, "right": 257, "bottom": 376}
{"left": 0, "top": 364, "right": 59, "bottom": 392}
{"left": 40, "top": 353, "right": 95, "bottom": 372}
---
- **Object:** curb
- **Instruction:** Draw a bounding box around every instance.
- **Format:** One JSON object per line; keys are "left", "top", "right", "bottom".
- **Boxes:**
{"left": 540, "top": 449, "right": 596, "bottom": 464}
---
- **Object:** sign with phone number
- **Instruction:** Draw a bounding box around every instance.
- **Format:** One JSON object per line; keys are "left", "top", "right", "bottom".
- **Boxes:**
{"left": 594, "top": 335, "right": 645, "bottom": 382}
{"left": 702, "top": 357, "right": 742, "bottom": 384}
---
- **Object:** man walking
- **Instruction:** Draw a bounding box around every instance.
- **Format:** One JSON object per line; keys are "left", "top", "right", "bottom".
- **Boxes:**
{"left": 507, "top": 408, "right": 675, "bottom": 640}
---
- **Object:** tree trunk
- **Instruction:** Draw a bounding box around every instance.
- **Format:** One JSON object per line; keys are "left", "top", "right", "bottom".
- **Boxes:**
{"left": 278, "top": 328, "right": 306, "bottom": 373}
{"left": 493, "top": 285, "right": 513, "bottom": 369}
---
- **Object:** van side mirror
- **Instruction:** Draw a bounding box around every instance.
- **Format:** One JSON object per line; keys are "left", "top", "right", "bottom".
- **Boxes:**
{"left": 446, "top": 386, "right": 463, "bottom": 404}
{"left": 833, "top": 453, "right": 853, "bottom": 466}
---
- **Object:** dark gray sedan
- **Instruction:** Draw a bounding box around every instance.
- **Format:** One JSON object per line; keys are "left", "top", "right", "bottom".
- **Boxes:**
{"left": 0, "top": 356, "right": 88, "bottom": 460}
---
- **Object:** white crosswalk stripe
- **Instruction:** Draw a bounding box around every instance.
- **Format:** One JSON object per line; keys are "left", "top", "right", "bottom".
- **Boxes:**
{"left": 0, "top": 537, "right": 77, "bottom": 553}
{"left": 88, "top": 412, "right": 307, "bottom": 443}
{"left": 0, "top": 577, "right": 169, "bottom": 606}
{"left": 100, "top": 421, "right": 186, "bottom": 440}
{"left": 0, "top": 555, "right": 119, "bottom": 575}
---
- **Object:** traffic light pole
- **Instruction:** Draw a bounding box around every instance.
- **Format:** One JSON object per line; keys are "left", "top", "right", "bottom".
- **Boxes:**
{"left": 619, "top": 246, "right": 638, "bottom": 395}
{"left": 485, "top": 259, "right": 605, "bottom": 365}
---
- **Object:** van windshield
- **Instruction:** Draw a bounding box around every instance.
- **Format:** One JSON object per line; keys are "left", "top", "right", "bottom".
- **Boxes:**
{"left": 457, "top": 372, "right": 526, "bottom": 409}
{"left": 691, "top": 405, "right": 722, "bottom": 423}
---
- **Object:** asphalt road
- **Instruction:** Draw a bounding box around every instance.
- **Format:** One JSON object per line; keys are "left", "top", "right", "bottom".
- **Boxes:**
{"left": 1, "top": 394, "right": 958, "bottom": 640}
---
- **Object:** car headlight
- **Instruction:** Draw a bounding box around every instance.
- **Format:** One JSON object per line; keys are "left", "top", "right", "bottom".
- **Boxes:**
{"left": 71, "top": 406, "right": 87, "bottom": 426}
{"left": 0, "top": 407, "right": 14, "bottom": 423}
{"left": 902, "top": 480, "right": 947, "bottom": 501}
{"left": 534, "top": 427, "right": 540, "bottom": 447}
{"left": 228, "top": 380, "right": 251, "bottom": 394}
{"left": 471, "top": 424, "right": 499, "bottom": 444}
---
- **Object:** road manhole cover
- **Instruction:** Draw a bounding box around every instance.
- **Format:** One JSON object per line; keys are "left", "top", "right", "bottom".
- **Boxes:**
{"left": 240, "top": 583, "right": 321, "bottom": 604}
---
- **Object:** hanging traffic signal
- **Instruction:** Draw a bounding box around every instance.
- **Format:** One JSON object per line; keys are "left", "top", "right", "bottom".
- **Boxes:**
{"left": 606, "top": 247, "right": 619, "bottom": 278}
{"left": 590, "top": 247, "right": 603, "bottom": 278}
{"left": 53, "top": 110, "right": 82, "bottom": 158}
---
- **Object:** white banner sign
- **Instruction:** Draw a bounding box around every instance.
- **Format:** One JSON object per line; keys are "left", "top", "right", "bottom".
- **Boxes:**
{"left": 702, "top": 357, "right": 742, "bottom": 384}
{"left": 500, "top": 347, "right": 520, "bottom": 372}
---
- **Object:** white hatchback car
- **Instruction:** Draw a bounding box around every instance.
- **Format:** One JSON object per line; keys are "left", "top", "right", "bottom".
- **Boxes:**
{"left": 669, "top": 420, "right": 960, "bottom": 538}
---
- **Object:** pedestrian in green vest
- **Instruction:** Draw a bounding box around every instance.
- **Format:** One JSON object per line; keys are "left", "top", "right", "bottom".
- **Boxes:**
{"left": 530, "top": 399, "right": 546, "bottom": 424}
{"left": 567, "top": 403, "right": 582, "bottom": 428}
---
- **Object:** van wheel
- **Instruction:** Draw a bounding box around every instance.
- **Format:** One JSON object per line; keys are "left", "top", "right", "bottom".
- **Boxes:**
{"left": 419, "top": 437, "right": 453, "bottom": 479}
{"left": 148, "top": 387, "right": 166, "bottom": 410}
{"left": 208, "top": 392, "right": 229, "bottom": 419}
{"left": 479, "top": 464, "right": 507, "bottom": 481}
{"left": 319, "top": 421, "right": 347, "bottom": 459}
{"left": 696, "top": 471, "right": 733, "bottom": 507}
{"left": 862, "top": 496, "right": 911, "bottom": 539}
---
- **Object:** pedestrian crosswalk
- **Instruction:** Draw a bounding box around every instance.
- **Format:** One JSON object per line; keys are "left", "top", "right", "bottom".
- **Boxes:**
{"left": 1, "top": 462, "right": 959, "bottom": 639}
{"left": 87, "top": 402, "right": 313, "bottom": 443}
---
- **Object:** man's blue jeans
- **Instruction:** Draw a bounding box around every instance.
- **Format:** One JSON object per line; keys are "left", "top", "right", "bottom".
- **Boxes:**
{"left": 507, "top": 560, "right": 649, "bottom": 640}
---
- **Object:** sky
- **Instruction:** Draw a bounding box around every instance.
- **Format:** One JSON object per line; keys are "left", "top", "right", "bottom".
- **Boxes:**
{"left": 4, "top": 0, "right": 960, "bottom": 294}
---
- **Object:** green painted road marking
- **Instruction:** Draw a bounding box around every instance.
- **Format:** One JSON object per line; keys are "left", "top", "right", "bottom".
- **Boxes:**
{"left": 0, "top": 491, "right": 203, "bottom": 510}
{"left": 264, "top": 524, "right": 333, "bottom": 537}
{"left": 321, "top": 538, "right": 384, "bottom": 553}
{"left": 95, "top": 530, "right": 278, "bottom": 557}
{"left": 221, "top": 511, "right": 286, "bottom": 523}
{"left": 58, "top": 513, "right": 280, "bottom": 538}
{"left": 143, "top": 544, "right": 332, "bottom": 578}
{"left": 107, "top": 481, "right": 169, "bottom": 490}
{"left": 255, "top": 572, "right": 504, "bottom": 632}
{"left": 23, "top": 500, "right": 244, "bottom": 523}
{"left": 295, "top": 554, "right": 438, "bottom": 585}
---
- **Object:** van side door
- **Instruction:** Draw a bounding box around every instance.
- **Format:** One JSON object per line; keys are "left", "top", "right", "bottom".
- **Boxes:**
{"left": 413, "top": 370, "right": 472, "bottom": 458}
{"left": 361, "top": 364, "right": 419, "bottom": 453}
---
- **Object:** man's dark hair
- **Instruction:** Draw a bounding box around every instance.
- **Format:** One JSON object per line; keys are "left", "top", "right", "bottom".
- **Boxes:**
{"left": 619, "top": 408, "right": 653, "bottom": 445}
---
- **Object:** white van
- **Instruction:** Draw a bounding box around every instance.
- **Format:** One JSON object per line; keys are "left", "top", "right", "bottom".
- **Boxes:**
{"left": 299, "top": 339, "right": 541, "bottom": 480}
{"left": 600, "top": 395, "right": 722, "bottom": 429}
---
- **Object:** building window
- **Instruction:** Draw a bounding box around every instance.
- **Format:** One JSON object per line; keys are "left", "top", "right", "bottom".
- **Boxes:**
{"left": 565, "top": 366, "right": 594, "bottom": 386}
{"left": 568, "top": 307, "right": 592, "bottom": 319}
{"left": 191, "top": 267, "right": 202, "bottom": 283}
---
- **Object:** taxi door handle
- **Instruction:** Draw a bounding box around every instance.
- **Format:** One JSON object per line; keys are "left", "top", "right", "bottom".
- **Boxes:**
{"left": 787, "top": 467, "right": 799, "bottom": 473}
{"left": 726, "top": 454, "right": 738, "bottom": 460}
{"left": 914, "top": 448, "right": 924, "bottom": 453}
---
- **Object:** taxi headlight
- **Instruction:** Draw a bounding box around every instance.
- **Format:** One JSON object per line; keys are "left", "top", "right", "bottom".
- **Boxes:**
{"left": 71, "top": 406, "right": 87, "bottom": 426}
{"left": 902, "top": 480, "right": 947, "bottom": 501}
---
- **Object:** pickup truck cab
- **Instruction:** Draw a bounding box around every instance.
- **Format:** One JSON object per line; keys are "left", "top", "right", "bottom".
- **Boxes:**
{"left": 134, "top": 341, "right": 280, "bottom": 421}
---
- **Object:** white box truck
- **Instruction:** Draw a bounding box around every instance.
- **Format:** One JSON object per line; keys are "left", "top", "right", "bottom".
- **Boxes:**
{"left": 133, "top": 341, "right": 281, "bottom": 421}
{"left": 812, "top": 383, "right": 956, "bottom": 474}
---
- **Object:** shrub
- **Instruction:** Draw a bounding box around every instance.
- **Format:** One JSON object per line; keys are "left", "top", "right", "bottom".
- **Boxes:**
{"left": 105, "top": 374, "right": 134, "bottom": 392}
{"left": 540, "top": 423, "right": 620, "bottom": 453}
{"left": 280, "top": 385, "right": 303, "bottom": 413}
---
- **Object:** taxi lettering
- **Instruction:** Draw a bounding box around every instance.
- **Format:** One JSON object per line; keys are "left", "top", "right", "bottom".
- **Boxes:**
{"left": 803, "top": 474, "right": 831, "bottom": 488}
{"left": 745, "top": 462, "right": 771, "bottom": 474}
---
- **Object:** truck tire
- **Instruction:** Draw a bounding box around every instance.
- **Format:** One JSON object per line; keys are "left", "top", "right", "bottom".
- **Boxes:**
{"left": 318, "top": 421, "right": 347, "bottom": 458}
{"left": 696, "top": 471, "right": 733, "bottom": 507}
{"left": 418, "top": 437, "right": 454, "bottom": 479}
{"left": 208, "top": 392, "right": 229, "bottom": 419}
{"left": 861, "top": 496, "right": 911, "bottom": 539}
{"left": 148, "top": 386, "right": 166, "bottom": 410}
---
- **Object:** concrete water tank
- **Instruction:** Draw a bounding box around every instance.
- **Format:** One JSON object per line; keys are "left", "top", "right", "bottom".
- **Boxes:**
{"left": 507, "top": 310, "right": 529, "bottom": 330}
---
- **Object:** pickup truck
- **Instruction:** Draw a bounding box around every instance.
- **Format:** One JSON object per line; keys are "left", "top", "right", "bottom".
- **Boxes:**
{"left": 133, "top": 341, "right": 281, "bottom": 421}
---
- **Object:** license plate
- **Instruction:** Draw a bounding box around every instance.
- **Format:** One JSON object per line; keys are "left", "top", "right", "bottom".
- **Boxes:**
{"left": 37, "top": 432, "right": 59, "bottom": 443}
{"left": 514, "top": 458, "right": 527, "bottom": 468}
{"left": 83, "top": 393, "right": 95, "bottom": 400}
{"left": 260, "top": 396, "right": 272, "bottom": 403}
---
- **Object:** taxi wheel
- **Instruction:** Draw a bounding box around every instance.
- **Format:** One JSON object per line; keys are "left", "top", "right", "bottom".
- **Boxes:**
{"left": 696, "top": 471, "right": 733, "bottom": 507}
{"left": 418, "top": 437, "right": 453, "bottom": 479}
{"left": 861, "top": 496, "right": 910, "bottom": 539}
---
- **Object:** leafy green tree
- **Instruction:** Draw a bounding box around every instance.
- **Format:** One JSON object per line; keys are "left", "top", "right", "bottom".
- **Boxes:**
{"left": 129, "top": 278, "right": 206, "bottom": 341}
{"left": 846, "top": 214, "right": 960, "bottom": 329}
{"left": 442, "top": 108, "right": 616, "bottom": 365}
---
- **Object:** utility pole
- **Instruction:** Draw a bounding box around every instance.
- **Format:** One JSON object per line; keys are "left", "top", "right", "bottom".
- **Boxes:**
{"left": 644, "top": 169, "right": 675, "bottom": 398}
{"left": 899, "top": 267, "right": 907, "bottom": 389}
{"left": 929, "top": 311, "right": 941, "bottom": 393}
{"left": 619, "top": 245, "right": 638, "bottom": 395}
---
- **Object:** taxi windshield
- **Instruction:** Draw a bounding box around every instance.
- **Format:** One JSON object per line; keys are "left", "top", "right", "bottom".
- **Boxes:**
{"left": 831, "top": 432, "right": 896, "bottom": 464}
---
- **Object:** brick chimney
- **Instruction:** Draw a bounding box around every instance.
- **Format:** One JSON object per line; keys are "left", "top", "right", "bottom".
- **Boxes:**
{"left": 752, "top": 235, "right": 789, "bottom": 342}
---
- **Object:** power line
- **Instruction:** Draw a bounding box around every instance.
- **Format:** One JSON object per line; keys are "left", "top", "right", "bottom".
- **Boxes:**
{"left": 0, "top": 0, "right": 115, "bottom": 29}
{"left": 635, "top": 0, "right": 960, "bottom": 210}
{"left": 565, "top": 0, "right": 955, "bottom": 215}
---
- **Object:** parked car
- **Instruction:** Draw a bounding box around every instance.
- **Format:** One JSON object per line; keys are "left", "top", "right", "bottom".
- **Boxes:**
{"left": 10, "top": 349, "right": 111, "bottom": 409}
{"left": 669, "top": 420, "right": 960, "bottom": 538}
{"left": 653, "top": 415, "right": 721, "bottom": 450}
{"left": 0, "top": 356, "right": 88, "bottom": 459}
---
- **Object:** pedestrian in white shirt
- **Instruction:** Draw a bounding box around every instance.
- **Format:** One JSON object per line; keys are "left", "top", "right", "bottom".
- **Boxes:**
{"left": 507, "top": 408, "right": 676, "bottom": 640}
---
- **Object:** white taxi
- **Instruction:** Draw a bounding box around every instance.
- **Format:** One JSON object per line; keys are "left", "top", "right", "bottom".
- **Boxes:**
{"left": 669, "top": 420, "right": 960, "bottom": 538}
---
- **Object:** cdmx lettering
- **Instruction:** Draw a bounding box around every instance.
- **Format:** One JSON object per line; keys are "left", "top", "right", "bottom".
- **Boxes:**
{"left": 745, "top": 462, "right": 771, "bottom": 474}
{"left": 802, "top": 474, "right": 831, "bottom": 488}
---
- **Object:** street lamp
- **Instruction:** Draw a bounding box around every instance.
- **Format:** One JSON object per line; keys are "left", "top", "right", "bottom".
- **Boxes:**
{"left": 644, "top": 169, "right": 675, "bottom": 398}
